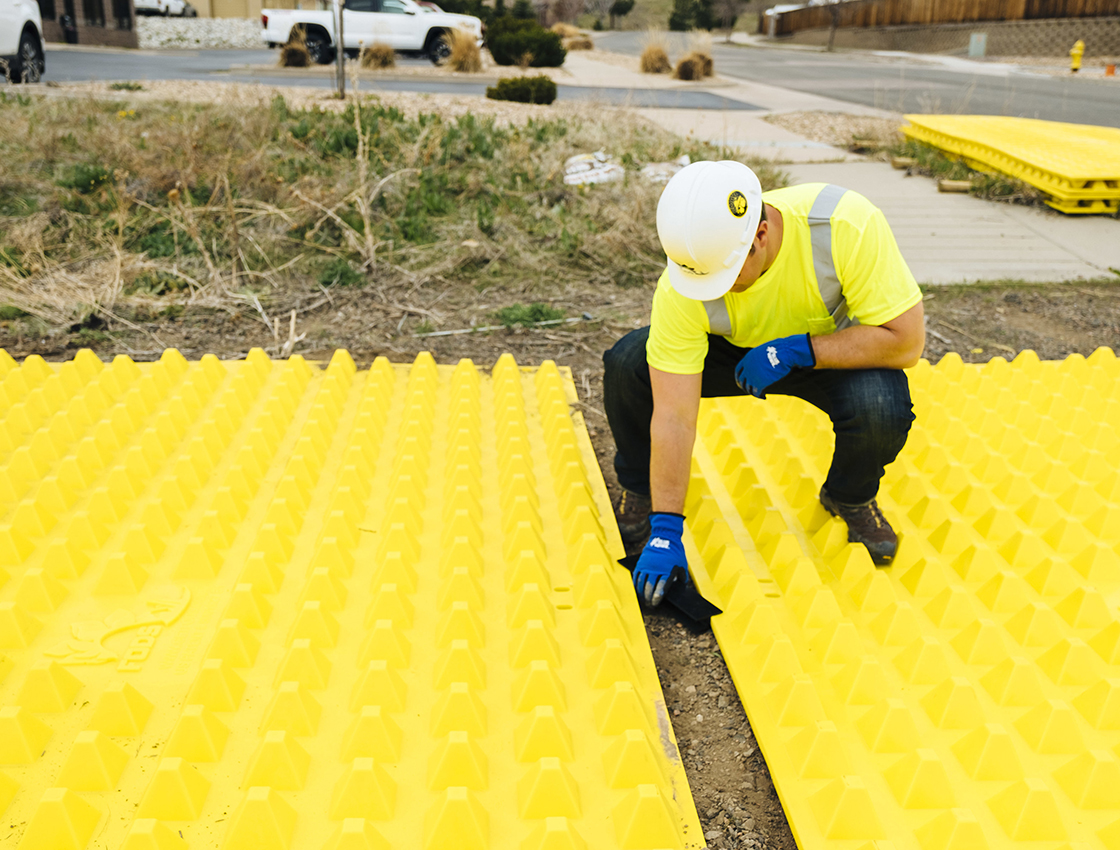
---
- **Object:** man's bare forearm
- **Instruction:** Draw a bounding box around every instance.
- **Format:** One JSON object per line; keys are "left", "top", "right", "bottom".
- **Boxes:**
{"left": 650, "top": 411, "right": 696, "bottom": 515}
{"left": 647, "top": 367, "right": 703, "bottom": 516}
{"left": 811, "top": 302, "right": 926, "bottom": 370}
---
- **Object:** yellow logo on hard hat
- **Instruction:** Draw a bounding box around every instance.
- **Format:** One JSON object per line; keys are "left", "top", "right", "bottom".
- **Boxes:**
{"left": 728, "top": 191, "right": 748, "bottom": 218}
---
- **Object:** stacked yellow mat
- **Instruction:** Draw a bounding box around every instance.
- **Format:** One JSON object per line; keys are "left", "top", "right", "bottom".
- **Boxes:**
{"left": 0, "top": 348, "right": 702, "bottom": 850}
{"left": 903, "top": 115, "right": 1120, "bottom": 214}
{"left": 687, "top": 348, "right": 1120, "bottom": 850}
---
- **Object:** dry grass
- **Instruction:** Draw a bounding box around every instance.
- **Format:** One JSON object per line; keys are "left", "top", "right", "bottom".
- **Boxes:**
{"left": 0, "top": 90, "right": 789, "bottom": 343}
{"left": 640, "top": 46, "right": 671, "bottom": 73}
{"left": 564, "top": 36, "right": 594, "bottom": 50}
{"left": 279, "top": 27, "right": 311, "bottom": 68}
{"left": 683, "top": 35, "right": 713, "bottom": 76}
{"left": 687, "top": 50, "right": 713, "bottom": 76}
{"left": 446, "top": 28, "right": 482, "bottom": 73}
{"left": 360, "top": 42, "right": 396, "bottom": 69}
{"left": 673, "top": 54, "right": 704, "bottom": 80}
{"left": 550, "top": 22, "right": 582, "bottom": 37}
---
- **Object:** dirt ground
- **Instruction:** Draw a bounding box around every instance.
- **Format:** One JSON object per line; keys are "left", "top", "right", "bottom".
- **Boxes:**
{"left": 4, "top": 277, "right": 1119, "bottom": 849}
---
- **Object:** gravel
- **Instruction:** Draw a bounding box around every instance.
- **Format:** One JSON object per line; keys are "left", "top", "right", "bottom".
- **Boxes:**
{"left": 763, "top": 109, "right": 904, "bottom": 151}
{"left": 137, "top": 16, "right": 264, "bottom": 50}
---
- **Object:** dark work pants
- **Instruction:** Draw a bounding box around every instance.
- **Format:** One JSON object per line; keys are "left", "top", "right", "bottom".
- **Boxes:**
{"left": 602, "top": 327, "right": 915, "bottom": 506}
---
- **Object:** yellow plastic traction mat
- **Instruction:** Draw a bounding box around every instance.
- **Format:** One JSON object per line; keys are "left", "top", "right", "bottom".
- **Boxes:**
{"left": 0, "top": 346, "right": 703, "bottom": 850}
{"left": 684, "top": 348, "right": 1120, "bottom": 850}
{"left": 902, "top": 115, "right": 1120, "bottom": 214}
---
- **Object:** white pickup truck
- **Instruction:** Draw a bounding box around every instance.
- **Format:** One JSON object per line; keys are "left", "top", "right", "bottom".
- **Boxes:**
{"left": 262, "top": 0, "right": 483, "bottom": 65}
{"left": 0, "top": 0, "right": 44, "bottom": 83}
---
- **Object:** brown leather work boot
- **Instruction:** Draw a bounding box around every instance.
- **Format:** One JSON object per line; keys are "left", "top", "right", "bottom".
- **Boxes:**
{"left": 820, "top": 486, "right": 898, "bottom": 566}
{"left": 614, "top": 489, "right": 652, "bottom": 547}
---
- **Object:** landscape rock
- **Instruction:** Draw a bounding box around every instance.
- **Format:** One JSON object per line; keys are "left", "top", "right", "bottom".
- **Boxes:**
{"left": 137, "top": 17, "right": 264, "bottom": 50}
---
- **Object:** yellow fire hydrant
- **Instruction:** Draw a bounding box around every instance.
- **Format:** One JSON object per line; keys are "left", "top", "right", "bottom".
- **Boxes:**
{"left": 1070, "top": 39, "right": 1085, "bottom": 72}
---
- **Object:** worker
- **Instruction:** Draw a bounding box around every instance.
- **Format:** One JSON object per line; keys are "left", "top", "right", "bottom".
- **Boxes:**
{"left": 604, "top": 161, "right": 926, "bottom": 605}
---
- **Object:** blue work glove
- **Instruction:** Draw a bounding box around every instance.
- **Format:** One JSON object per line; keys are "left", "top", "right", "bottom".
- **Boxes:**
{"left": 634, "top": 512, "right": 687, "bottom": 606}
{"left": 734, "top": 333, "right": 816, "bottom": 399}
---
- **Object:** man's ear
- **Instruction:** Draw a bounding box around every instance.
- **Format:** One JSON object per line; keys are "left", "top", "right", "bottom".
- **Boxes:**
{"left": 755, "top": 220, "right": 769, "bottom": 247}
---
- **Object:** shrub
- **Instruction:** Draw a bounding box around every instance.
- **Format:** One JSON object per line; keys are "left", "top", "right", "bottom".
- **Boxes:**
{"left": 564, "top": 36, "right": 593, "bottom": 50}
{"left": 446, "top": 28, "right": 482, "bottom": 72}
{"left": 360, "top": 42, "right": 396, "bottom": 69}
{"left": 668, "top": 0, "right": 716, "bottom": 30}
{"left": 109, "top": 81, "right": 143, "bottom": 91}
{"left": 488, "top": 18, "right": 567, "bottom": 66}
{"left": 673, "top": 54, "right": 704, "bottom": 80}
{"left": 280, "top": 27, "right": 311, "bottom": 67}
{"left": 486, "top": 75, "right": 557, "bottom": 104}
{"left": 550, "top": 22, "right": 580, "bottom": 37}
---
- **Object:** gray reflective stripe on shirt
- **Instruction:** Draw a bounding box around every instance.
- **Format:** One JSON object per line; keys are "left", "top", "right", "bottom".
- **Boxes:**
{"left": 703, "top": 297, "right": 732, "bottom": 336}
{"left": 807, "top": 184, "right": 859, "bottom": 331}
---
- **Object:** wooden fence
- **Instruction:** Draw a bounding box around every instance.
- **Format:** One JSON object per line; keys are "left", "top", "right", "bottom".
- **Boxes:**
{"left": 771, "top": 0, "right": 1120, "bottom": 35}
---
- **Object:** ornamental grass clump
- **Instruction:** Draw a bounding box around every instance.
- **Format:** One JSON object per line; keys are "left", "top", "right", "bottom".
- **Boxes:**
{"left": 550, "top": 22, "right": 581, "bottom": 37}
{"left": 639, "top": 32, "right": 671, "bottom": 73}
{"left": 360, "top": 42, "right": 396, "bottom": 69}
{"left": 279, "top": 28, "right": 311, "bottom": 67}
{"left": 673, "top": 53, "right": 704, "bottom": 80}
{"left": 446, "top": 28, "right": 483, "bottom": 72}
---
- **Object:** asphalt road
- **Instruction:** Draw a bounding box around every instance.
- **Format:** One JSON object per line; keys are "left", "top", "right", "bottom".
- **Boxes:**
{"left": 599, "top": 32, "right": 1120, "bottom": 129}
{"left": 37, "top": 39, "right": 1120, "bottom": 125}
{"left": 39, "top": 47, "right": 760, "bottom": 110}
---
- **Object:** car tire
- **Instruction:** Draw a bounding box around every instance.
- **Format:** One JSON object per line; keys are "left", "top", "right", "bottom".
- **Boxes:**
{"left": 428, "top": 33, "right": 451, "bottom": 65}
{"left": 305, "top": 31, "right": 335, "bottom": 65}
{"left": 13, "top": 29, "right": 44, "bottom": 84}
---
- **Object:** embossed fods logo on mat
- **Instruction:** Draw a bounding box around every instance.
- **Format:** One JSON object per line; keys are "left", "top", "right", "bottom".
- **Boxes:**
{"left": 45, "top": 588, "right": 191, "bottom": 671}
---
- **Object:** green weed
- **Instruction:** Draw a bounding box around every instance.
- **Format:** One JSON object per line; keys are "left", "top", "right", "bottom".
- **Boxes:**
{"left": 57, "top": 163, "right": 112, "bottom": 194}
{"left": 890, "top": 139, "right": 1043, "bottom": 205}
{"left": 318, "top": 257, "right": 364, "bottom": 287}
{"left": 109, "top": 82, "right": 144, "bottom": 91}
{"left": 494, "top": 302, "right": 566, "bottom": 327}
{"left": 127, "top": 270, "right": 188, "bottom": 296}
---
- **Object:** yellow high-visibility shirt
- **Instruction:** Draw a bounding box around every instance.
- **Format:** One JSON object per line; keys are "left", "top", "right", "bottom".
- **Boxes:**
{"left": 646, "top": 183, "right": 922, "bottom": 375}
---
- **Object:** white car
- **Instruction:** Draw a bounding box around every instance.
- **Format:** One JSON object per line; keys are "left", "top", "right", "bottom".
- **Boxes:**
{"left": 262, "top": 0, "right": 482, "bottom": 65}
{"left": 0, "top": 0, "right": 44, "bottom": 84}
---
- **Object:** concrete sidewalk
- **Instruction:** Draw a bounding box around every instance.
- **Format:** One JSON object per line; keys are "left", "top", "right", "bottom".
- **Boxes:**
{"left": 786, "top": 162, "right": 1120, "bottom": 284}
{"left": 565, "top": 51, "right": 1120, "bottom": 284}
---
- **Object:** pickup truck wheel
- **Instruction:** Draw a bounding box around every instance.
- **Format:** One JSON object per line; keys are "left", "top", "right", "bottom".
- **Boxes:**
{"left": 428, "top": 36, "right": 452, "bottom": 66}
{"left": 305, "top": 32, "right": 335, "bottom": 65}
{"left": 14, "top": 30, "right": 44, "bottom": 84}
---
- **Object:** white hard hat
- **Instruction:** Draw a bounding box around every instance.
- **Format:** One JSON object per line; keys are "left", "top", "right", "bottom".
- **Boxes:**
{"left": 656, "top": 160, "right": 763, "bottom": 301}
